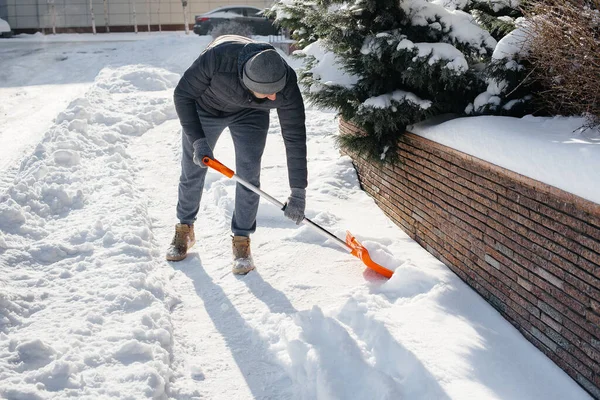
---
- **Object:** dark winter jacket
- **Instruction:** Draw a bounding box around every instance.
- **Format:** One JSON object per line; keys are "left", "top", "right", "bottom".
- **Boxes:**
{"left": 174, "top": 35, "right": 307, "bottom": 190}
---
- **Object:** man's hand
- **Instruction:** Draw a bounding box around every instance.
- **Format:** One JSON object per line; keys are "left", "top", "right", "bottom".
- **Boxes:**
{"left": 192, "top": 138, "right": 213, "bottom": 168}
{"left": 284, "top": 188, "right": 306, "bottom": 224}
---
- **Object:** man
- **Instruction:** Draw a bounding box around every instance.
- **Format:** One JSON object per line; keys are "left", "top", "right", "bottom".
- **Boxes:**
{"left": 166, "top": 34, "right": 307, "bottom": 275}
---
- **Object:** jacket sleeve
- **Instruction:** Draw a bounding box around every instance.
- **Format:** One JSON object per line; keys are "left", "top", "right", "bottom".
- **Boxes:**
{"left": 173, "top": 49, "right": 216, "bottom": 142}
{"left": 277, "top": 69, "right": 308, "bottom": 190}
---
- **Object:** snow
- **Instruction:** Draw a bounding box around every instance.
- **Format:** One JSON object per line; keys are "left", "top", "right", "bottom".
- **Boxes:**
{"left": 472, "top": 91, "right": 501, "bottom": 110}
{"left": 0, "top": 18, "right": 10, "bottom": 34}
{"left": 400, "top": 0, "right": 498, "bottom": 54}
{"left": 362, "top": 36, "right": 468, "bottom": 72}
{"left": 492, "top": 20, "right": 530, "bottom": 61}
{"left": 269, "top": 0, "right": 296, "bottom": 22}
{"left": 400, "top": 39, "right": 469, "bottom": 72}
{"left": 479, "top": 0, "right": 522, "bottom": 13}
{"left": 469, "top": 19, "right": 531, "bottom": 113}
{"left": 298, "top": 40, "right": 359, "bottom": 91}
{"left": 492, "top": 21, "right": 529, "bottom": 61}
{"left": 431, "top": 0, "right": 470, "bottom": 10}
{"left": 410, "top": 115, "right": 600, "bottom": 205}
{"left": 362, "top": 90, "right": 433, "bottom": 110}
{"left": 0, "top": 32, "right": 593, "bottom": 399}
{"left": 433, "top": 0, "right": 521, "bottom": 12}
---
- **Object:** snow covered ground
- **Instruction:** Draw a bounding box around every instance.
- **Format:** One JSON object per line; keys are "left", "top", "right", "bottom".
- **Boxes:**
{"left": 0, "top": 32, "right": 592, "bottom": 399}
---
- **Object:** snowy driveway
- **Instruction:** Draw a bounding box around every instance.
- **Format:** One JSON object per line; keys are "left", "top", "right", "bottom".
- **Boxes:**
{"left": 0, "top": 33, "right": 591, "bottom": 399}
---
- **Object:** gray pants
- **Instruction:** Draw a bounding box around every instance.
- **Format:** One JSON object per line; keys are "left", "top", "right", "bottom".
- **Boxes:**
{"left": 177, "top": 107, "right": 270, "bottom": 236}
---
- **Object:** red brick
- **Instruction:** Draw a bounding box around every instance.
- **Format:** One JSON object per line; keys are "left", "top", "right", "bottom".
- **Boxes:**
{"left": 587, "top": 310, "right": 600, "bottom": 326}
{"left": 555, "top": 348, "right": 594, "bottom": 380}
{"left": 594, "top": 373, "right": 600, "bottom": 390}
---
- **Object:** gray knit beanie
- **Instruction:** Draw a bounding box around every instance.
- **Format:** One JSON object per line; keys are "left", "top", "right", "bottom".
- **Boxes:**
{"left": 243, "top": 49, "right": 287, "bottom": 94}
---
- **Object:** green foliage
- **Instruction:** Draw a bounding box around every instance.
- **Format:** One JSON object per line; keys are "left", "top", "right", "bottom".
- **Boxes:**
{"left": 270, "top": 0, "right": 526, "bottom": 162}
{"left": 266, "top": 1, "right": 319, "bottom": 48}
{"left": 475, "top": 56, "right": 539, "bottom": 116}
{"left": 471, "top": 9, "right": 516, "bottom": 41}
{"left": 340, "top": 97, "right": 436, "bottom": 161}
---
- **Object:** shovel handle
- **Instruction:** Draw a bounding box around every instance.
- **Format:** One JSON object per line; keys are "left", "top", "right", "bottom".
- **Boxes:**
{"left": 201, "top": 156, "right": 392, "bottom": 278}
{"left": 203, "top": 156, "right": 234, "bottom": 178}
{"left": 203, "top": 156, "right": 349, "bottom": 251}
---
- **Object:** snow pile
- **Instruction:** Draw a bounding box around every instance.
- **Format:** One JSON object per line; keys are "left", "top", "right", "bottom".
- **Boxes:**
{"left": 0, "top": 282, "right": 38, "bottom": 336}
{"left": 0, "top": 64, "right": 180, "bottom": 398}
{"left": 95, "top": 65, "right": 181, "bottom": 94}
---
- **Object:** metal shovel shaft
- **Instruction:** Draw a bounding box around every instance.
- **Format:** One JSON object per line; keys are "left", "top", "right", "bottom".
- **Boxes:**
{"left": 232, "top": 173, "right": 351, "bottom": 253}
{"left": 202, "top": 156, "right": 350, "bottom": 251}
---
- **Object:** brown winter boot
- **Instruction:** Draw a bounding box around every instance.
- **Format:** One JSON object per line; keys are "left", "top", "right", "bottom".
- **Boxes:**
{"left": 166, "top": 223, "right": 196, "bottom": 261}
{"left": 232, "top": 235, "right": 255, "bottom": 275}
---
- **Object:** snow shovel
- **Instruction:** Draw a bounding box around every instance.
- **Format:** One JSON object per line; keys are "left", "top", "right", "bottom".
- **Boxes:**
{"left": 202, "top": 156, "right": 394, "bottom": 278}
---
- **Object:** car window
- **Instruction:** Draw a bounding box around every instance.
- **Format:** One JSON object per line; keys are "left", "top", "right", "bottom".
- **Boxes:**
{"left": 241, "top": 7, "right": 261, "bottom": 17}
{"left": 208, "top": 7, "right": 241, "bottom": 15}
{"left": 225, "top": 8, "right": 243, "bottom": 15}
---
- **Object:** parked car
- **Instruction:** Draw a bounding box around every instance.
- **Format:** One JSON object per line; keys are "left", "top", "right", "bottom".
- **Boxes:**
{"left": 0, "top": 17, "right": 12, "bottom": 38}
{"left": 193, "top": 6, "right": 280, "bottom": 36}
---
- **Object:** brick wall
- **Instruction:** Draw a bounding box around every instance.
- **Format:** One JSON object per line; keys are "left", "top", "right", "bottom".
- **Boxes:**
{"left": 340, "top": 119, "right": 600, "bottom": 398}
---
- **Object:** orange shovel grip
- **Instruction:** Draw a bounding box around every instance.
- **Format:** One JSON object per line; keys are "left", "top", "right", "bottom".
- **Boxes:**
{"left": 202, "top": 157, "right": 234, "bottom": 178}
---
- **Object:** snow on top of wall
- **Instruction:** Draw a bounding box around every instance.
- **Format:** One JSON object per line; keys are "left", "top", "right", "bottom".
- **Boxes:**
{"left": 410, "top": 115, "right": 600, "bottom": 205}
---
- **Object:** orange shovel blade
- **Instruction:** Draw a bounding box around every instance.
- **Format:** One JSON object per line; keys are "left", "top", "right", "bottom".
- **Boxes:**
{"left": 345, "top": 231, "right": 394, "bottom": 278}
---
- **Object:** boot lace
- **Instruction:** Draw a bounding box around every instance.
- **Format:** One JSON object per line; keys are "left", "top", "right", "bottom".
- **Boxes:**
{"left": 171, "top": 227, "right": 188, "bottom": 247}
{"left": 233, "top": 238, "right": 250, "bottom": 259}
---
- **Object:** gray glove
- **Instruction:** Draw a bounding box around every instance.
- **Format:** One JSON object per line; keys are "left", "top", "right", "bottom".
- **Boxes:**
{"left": 192, "top": 138, "right": 213, "bottom": 168}
{"left": 283, "top": 188, "right": 306, "bottom": 225}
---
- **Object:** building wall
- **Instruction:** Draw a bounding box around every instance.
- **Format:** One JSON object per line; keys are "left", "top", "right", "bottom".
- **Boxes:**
{"left": 0, "top": 0, "right": 8, "bottom": 20}
{"left": 4, "top": 0, "right": 273, "bottom": 32}
{"left": 340, "top": 119, "right": 600, "bottom": 399}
